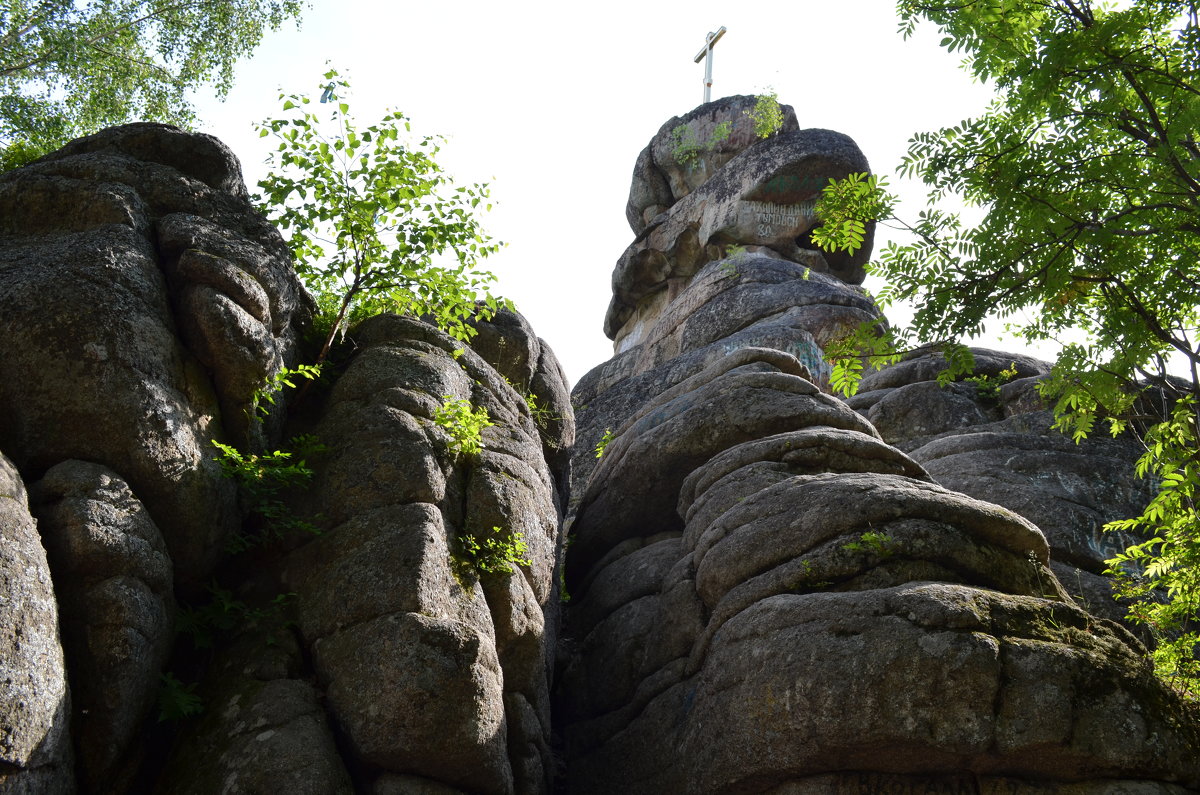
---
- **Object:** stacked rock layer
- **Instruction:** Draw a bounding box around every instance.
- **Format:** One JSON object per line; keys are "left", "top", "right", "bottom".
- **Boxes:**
{"left": 0, "top": 104, "right": 1197, "bottom": 795}
{"left": 0, "top": 125, "right": 573, "bottom": 794}
{"left": 558, "top": 97, "right": 1200, "bottom": 793}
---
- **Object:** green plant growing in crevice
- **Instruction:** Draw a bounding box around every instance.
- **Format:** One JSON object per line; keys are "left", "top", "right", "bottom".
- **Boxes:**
{"left": 460, "top": 527, "right": 530, "bottom": 575}
{"left": 498, "top": 375, "right": 561, "bottom": 435}
{"left": 433, "top": 397, "right": 493, "bottom": 456}
{"left": 250, "top": 363, "right": 324, "bottom": 420}
{"left": 211, "top": 433, "right": 326, "bottom": 552}
{"left": 594, "top": 428, "right": 615, "bottom": 459}
{"left": 963, "top": 363, "right": 1019, "bottom": 402}
{"left": 156, "top": 672, "right": 203, "bottom": 722}
{"left": 792, "top": 558, "right": 834, "bottom": 590}
{"left": 843, "top": 530, "right": 896, "bottom": 559}
{"left": 671, "top": 119, "right": 733, "bottom": 166}
{"left": 160, "top": 585, "right": 296, "bottom": 720}
{"left": 746, "top": 90, "right": 784, "bottom": 139}
{"left": 719, "top": 245, "right": 749, "bottom": 280}
{"left": 558, "top": 563, "right": 571, "bottom": 604}
{"left": 524, "top": 392, "right": 562, "bottom": 436}
{"left": 176, "top": 584, "right": 297, "bottom": 651}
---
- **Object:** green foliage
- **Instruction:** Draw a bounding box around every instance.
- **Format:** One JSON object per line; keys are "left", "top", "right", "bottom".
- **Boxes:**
{"left": 211, "top": 434, "right": 325, "bottom": 551}
{"left": 254, "top": 70, "right": 506, "bottom": 368}
{"left": 818, "top": 0, "right": 1200, "bottom": 692}
{"left": 157, "top": 672, "right": 203, "bottom": 722}
{"left": 250, "top": 363, "right": 322, "bottom": 419}
{"left": 0, "top": 0, "right": 304, "bottom": 168}
{"left": 176, "top": 583, "right": 295, "bottom": 651}
{"left": 671, "top": 119, "right": 733, "bottom": 166}
{"left": 843, "top": 530, "right": 896, "bottom": 559}
{"left": 433, "top": 397, "right": 492, "bottom": 457}
{"left": 558, "top": 562, "right": 571, "bottom": 603}
{"left": 1106, "top": 397, "right": 1200, "bottom": 693}
{"left": 746, "top": 90, "right": 785, "bottom": 139}
{"left": 964, "top": 362, "right": 1019, "bottom": 400}
{"left": 460, "top": 527, "right": 530, "bottom": 575}
{"left": 824, "top": 318, "right": 904, "bottom": 398}
{"left": 810, "top": 172, "right": 896, "bottom": 255}
{"left": 720, "top": 245, "right": 750, "bottom": 280}
{"left": 594, "top": 427, "right": 615, "bottom": 459}
{"left": 523, "top": 392, "right": 559, "bottom": 432}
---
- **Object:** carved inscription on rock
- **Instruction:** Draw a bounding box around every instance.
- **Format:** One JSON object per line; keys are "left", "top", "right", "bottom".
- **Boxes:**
{"left": 738, "top": 199, "right": 816, "bottom": 237}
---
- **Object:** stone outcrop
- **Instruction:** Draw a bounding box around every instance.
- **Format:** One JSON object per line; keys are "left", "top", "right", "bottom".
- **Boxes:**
{"left": 276, "top": 314, "right": 564, "bottom": 794}
{"left": 557, "top": 99, "right": 1200, "bottom": 793}
{"left": 607, "top": 127, "right": 875, "bottom": 350}
{"left": 0, "top": 125, "right": 569, "bottom": 794}
{"left": 29, "top": 462, "right": 174, "bottom": 792}
{"left": 0, "top": 110, "right": 1197, "bottom": 795}
{"left": 0, "top": 453, "right": 73, "bottom": 793}
{"left": 0, "top": 123, "right": 311, "bottom": 585}
{"left": 625, "top": 95, "right": 803, "bottom": 234}
{"left": 846, "top": 347, "right": 1156, "bottom": 629}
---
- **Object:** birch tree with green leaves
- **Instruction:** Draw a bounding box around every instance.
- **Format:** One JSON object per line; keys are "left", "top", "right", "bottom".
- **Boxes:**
{"left": 814, "top": 0, "right": 1200, "bottom": 694}
{"left": 0, "top": 0, "right": 306, "bottom": 169}
{"left": 254, "top": 71, "right": 505, "bottom": 368}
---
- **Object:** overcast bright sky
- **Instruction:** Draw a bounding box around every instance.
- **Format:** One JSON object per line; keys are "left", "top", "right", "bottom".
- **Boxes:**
{"left": 192, "top": 0, "right": 1008, "bottom": 386}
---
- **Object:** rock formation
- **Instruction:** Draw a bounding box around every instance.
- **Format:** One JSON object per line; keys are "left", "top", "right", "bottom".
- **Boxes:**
{"left": 0, "top": 105, "right": 1197, "bottom": 795}
{"left": 557, "top": 98, "right": 1200, "bottom": 793}
{"left": 0, "top": 124, "right": 571, "bottom": 794}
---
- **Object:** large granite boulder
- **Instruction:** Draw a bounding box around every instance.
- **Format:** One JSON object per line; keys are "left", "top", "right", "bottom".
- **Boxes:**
{"left": 161, "top": 310, "right": 570, "bottom": 795}
{"left": 0, "top": 124, "right": 573, "bottom": 794}
{"left": 846, "top": 347, "right": 1156, "bottom": 628}
{"left": 29, "top": 461, "right": 175, "bottom": 792}
{"left": 559, "top": 346, "right": 1200, "bottom": 793}
{"left": 556, "top": 101, "right": 1200, "bottom": 793}
{"left": 269, "top": 313, "right": 564, "bottom": 794}
{"left": 467, "top": 306, "right": 576, "bottom": 495}
{"left": 607, "top": 119, "right": 875, "bottom": 346}
{"left": 571, "top": 254, "right": 881, "bottom": 520}
{"left": 625, "top": 95, "right": 802, "bottom": 233}
{"left": 0, "top": 122, "right": 312, "bottom": 584}
{"left": 0, "top": 452, "right": 73, "bottom": 793}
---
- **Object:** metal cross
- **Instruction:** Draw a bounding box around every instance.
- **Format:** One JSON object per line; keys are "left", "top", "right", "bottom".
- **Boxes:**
{"left": 693, "top": 26, "right": 727, "bottom": 104}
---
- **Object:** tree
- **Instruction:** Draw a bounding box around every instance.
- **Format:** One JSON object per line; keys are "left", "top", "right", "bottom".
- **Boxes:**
{"left": 254, "top": 70, "right": 505, "bottom": 369}
{"left": 814, "top": 0, "right": 1200, "bottom": 693}
{"left": 0, "top": 0, "right": 306, "bottom": 169}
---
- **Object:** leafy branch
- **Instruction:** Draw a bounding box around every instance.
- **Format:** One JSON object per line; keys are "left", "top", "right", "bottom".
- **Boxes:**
{"left": 255, "top": 69, "right": 507, "bottom": 371}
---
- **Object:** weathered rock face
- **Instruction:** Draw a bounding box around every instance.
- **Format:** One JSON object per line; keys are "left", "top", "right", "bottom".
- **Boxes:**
{"left": 0, "top": 123, "right": 312, "bottom": 585}
{"left": 607, "top": 124, "right": 876, "bottom": 350}
{"left": 0, "top": 453, "right": 73, "bottom": 794}
{"left": 846, "top": 346, "right": 1156, "bottom": 630}
{"left": 156, "top": 322, "right": 570, "bottom": 793}
{"left": 625, "top": 95, "right": 803, "bottom": 234}
{"left": 0, "top": 126, "right": 570, "bottom": 794}
{"left": 275, "top": 314, "right": 564, "bottom": 794}
{"left": 29, "top": 461, "right": 175, "bottom": 792}
{"left": 558, "top": 100, "right": 1200, "bottom": 793}
{"left": 1, "top": 112, "right": 1198, "bottom": 795}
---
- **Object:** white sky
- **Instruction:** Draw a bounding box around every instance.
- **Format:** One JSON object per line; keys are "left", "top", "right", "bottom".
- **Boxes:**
{"left": 191, "top": 0, "right": 1016, "bottom": 387}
